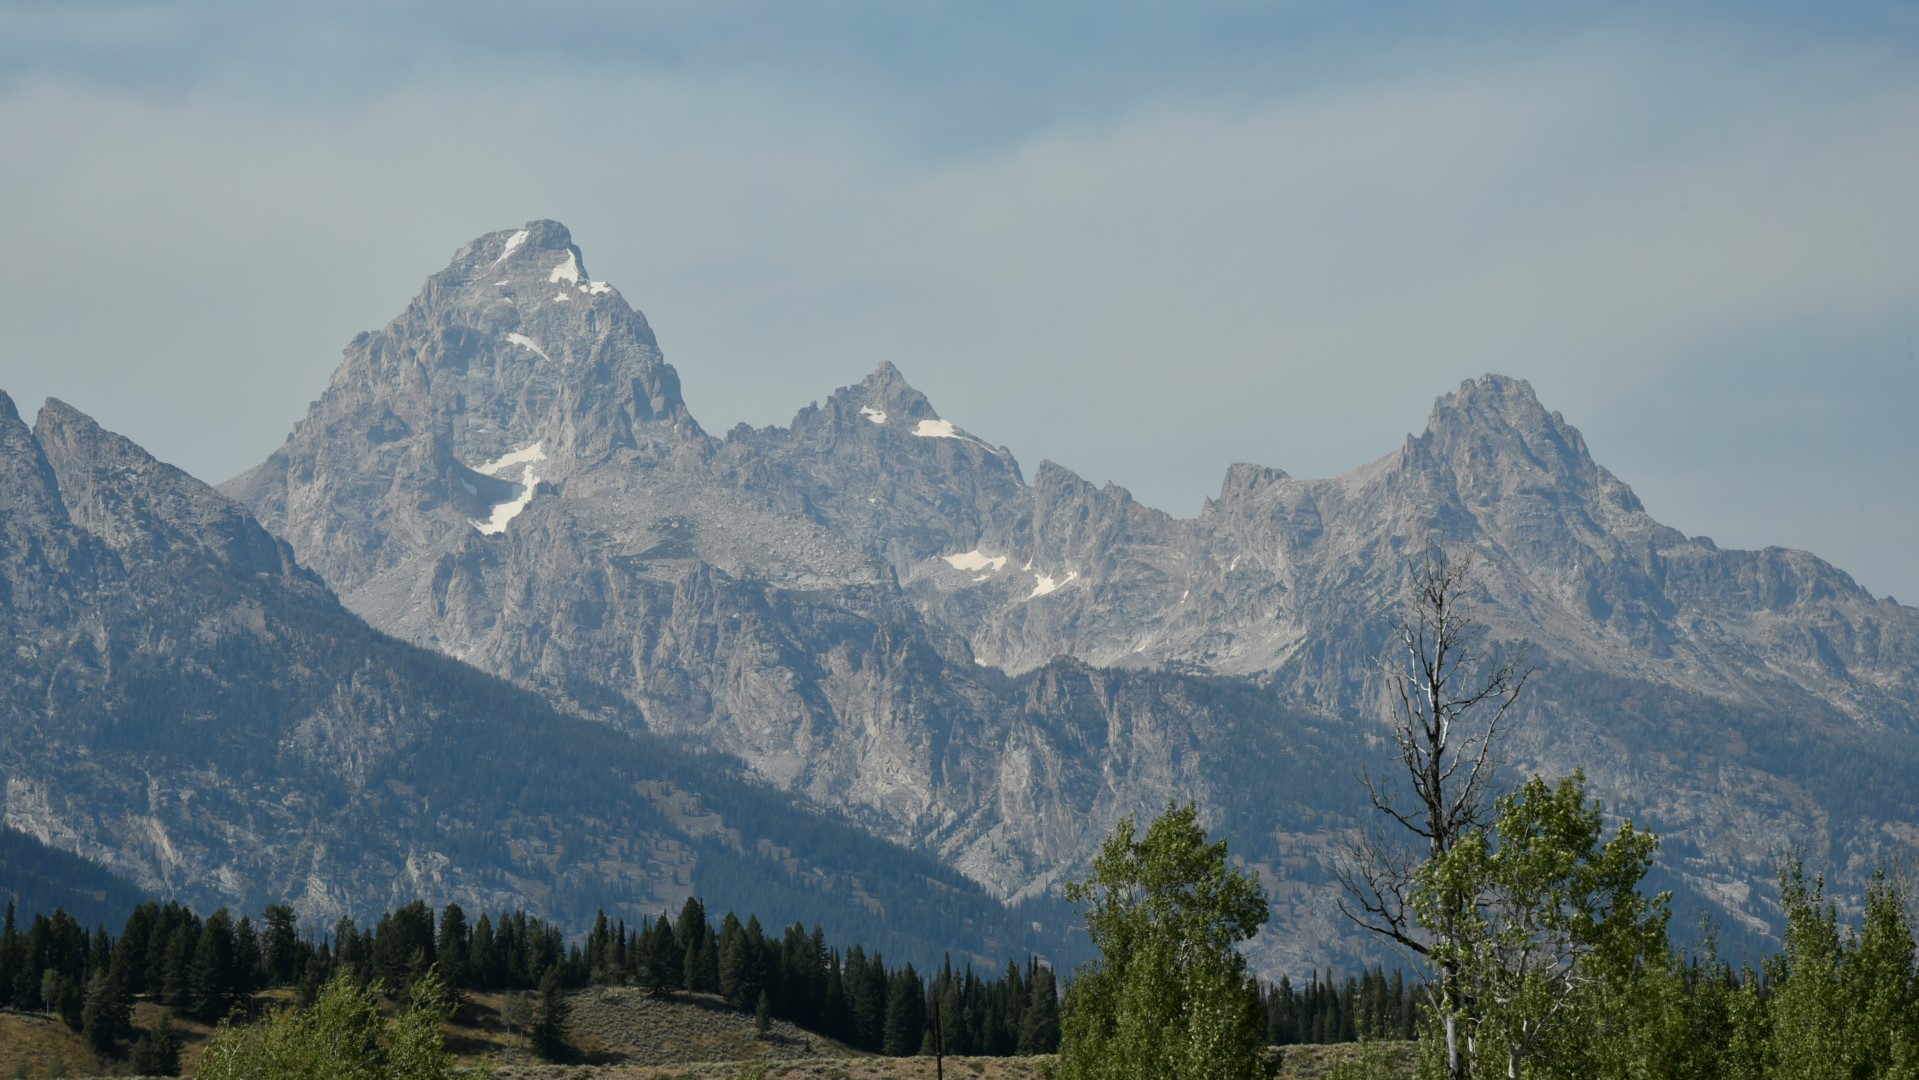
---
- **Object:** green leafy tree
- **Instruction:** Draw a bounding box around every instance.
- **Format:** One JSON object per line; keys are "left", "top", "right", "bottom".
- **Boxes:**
{"left": 1843, "top": 873, "right": 1919, "bottom": 1076}
{"left": 1766, "top": 859, "right": 1919, "bottom": 1080}
{"left": 1769, "top": 861, "right": 1849, "bottom": 1080}
{"left": 1058, "top": 802, "right": 1272, "bottom": 1080}
{"left": 1418, "top": 771, "right": 1666, "bottom": 1078}
{"left": 194, "top": 967, "right": 454, "bottom": 1080}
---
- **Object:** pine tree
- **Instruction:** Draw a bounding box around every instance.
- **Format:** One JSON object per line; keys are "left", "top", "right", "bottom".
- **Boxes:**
{"left": 822, "top": 951, "right": 852, "bottom": 1043}
{"left": 437, "top": 903, "right": 470, "bottom": 991}
{"left": 677, "top": 898, "right": 709, "bottom": 992}
{"left": 0, "top": 900, "right": 15, "bottom": 1008}
{"left": 530, "top": 966, "right": 572, "bottom": 1061}
{"left": 48, "top": 969, "right": 84, "bottom": 1031}
{"left": 188, "top": 909, "right": 237, "bottom": 1020}
{"left": 468, "top": 913, "right": 497, "bottom": 990}
{"left": 82, "top": 965, "right": 131, "bottom": 1057}
{"left": 160, "top": 923, "right": 193, "bottom": 1008}
{"left": 643, "top": 912, "right": 679, "bottom": 996}
{"left": 587, "top": 910, "right": 614, "bottom": 985}
{"left": 129, "top": 1011, "right": 183, "bottom": 1076}
{"left": 262, "top": 903, "right": 300, "bottom": 986}
{"left": 232, "top": 915, "right": 262, "bottom": 999}
{"left": 883, "top": 963, "right": 924, "bottom": 1056}
{"left": 849, "top": 947, "right": 888, "bottom": 1052}
{"left": 1017, "top": 963, "right": 1060, "bottom": 1054}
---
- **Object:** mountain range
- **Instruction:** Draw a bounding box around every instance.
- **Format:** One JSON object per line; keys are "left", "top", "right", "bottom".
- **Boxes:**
{"left": 5, "top": 219, "right": 1915, "bottom": 977}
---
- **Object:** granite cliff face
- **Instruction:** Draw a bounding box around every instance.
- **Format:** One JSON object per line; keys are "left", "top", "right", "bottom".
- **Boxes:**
{"left": 0, "top": 390, "right": 1060, "bottom": 968}
{"left": 213, "top": 222, "right": 1919, "bottom": 973}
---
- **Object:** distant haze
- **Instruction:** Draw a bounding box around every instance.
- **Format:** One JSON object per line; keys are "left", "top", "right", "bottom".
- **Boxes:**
{"left": 2, "top": 3, "right": 1915, "bottom": 601}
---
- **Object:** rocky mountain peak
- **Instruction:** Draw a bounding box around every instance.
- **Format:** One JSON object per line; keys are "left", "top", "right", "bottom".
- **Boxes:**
{"left": 820, "top": 361, "right": 939, "bottom": 430}
{"left": 34, "top": 398, "right": 308, "bottom": 581}
{"left": 1411, "top": 373, "right": 1642, "bottom": 515}
{"left": 0, "top": 392, "right": 68, "bottom": 530}
{"left": 220, "top": 221, "right": 703, "bottom": 597}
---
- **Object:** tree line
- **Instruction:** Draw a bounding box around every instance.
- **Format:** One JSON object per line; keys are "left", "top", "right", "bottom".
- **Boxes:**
{"left": 1, "top": 880, "right": 1429, "bottom": 1073}
{"left": 1262, "top": 966, "right": 1419, "bottom": 1045}
{"left": 0, "top": 890, "right": 1072, "bottom": 1070}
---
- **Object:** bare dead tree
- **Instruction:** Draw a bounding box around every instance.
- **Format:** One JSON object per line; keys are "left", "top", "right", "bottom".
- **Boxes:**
{"left": 1335, "top": 547, "right": 1530, "bottom": 1080}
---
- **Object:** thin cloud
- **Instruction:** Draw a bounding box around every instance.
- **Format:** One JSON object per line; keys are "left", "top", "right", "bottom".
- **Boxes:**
{"left": 0, "top": 16, "right": 1913, "bottom": 598}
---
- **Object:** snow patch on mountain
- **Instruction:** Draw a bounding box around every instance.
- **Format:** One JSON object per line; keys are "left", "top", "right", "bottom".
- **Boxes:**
{"left": 580, "top": 281, "right": 613, "bottom": 295}
{"left": 469, "top": 442, "right": 546, "bottom": 536}
{"left": 475, "top": 442, "right": 546, "bottom": 477}
{"left": 860, "top": 406, "right": 887, "bottom": 425}
{"left": 1028, "top": 570, "right": 1078, "bottom": 599}
{"left": 913, "top": 419, "right": 961, "bottom": 439}
{"left": 471, "top": 473, "right": 537, "bottom": 535}
{"left": 944, "top": 550, "right": 1008, "bottom": 573}
{"left": 495, "top": 229, "right": 530, "bottom": 264}
{"left": 549, "top": 251, "right": 582, "bottom": 285}
{"left": 505, "top": 334, "right": 552, "bottom": 362}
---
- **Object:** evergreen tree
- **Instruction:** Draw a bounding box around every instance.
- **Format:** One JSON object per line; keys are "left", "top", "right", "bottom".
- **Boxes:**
{"left": 883, "top": 963, "right": 925, "bottom": 1056}
{"left": 160, "top": 922, "right": 194, "bottom": 1008}
{"left": 677, "top": 897, "right": 709, "bottom": 992}
{"left": 261, "top": 903, "right": 300, "bottom": 986}
{"left": 82, "top": 965, "right": 131, "bottom": 1057}
{"left": 0, "top": 900, "right": 15, "bottom": 1008}
{"left": 643, "top": 912, "right": 679, "bottom": 995}
{"left": 1017, "top": 963, "right": 1060, "bottom": 1054}
{"left": 436, "top": 903, "right": 470, "bottom": 991}
{"left": 468, "top": 913, "right": 497, "bottom": 990}
{"left": 129, "top": 1011, "right": 183, "bottom": 1077}
{"left": 849, "top": 946, "right": 889, "bottom": 1052}
{"left": 530, "top": 965, "right": 572, "bottom": 1061}
{"left": 47, "top": 968, "right": 84, "bottom": 1031}
{"left": 822, "top": 951, "right": 852, "bottom": 1043}
{"left": 232, "top": 914, "right": 262, "bottom": 998}
{"left": 188, "top": 908, "right": 237, "bottom": 1020}
{"left": 374, "top": 900, "right": 437, "bottom": 991}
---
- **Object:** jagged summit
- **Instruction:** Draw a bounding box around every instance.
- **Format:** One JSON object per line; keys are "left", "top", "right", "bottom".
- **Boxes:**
{"left": 813, "top": 361, "right": 939, "bottom": 430}
{"left": 434, "top": 219, "right": 624, "bottom": 305}
{"left": 1406, "top": 373, "right": 1643, "bottom": 516}
{"left": 221, "top": 221, "right": 698, "bottom": 596}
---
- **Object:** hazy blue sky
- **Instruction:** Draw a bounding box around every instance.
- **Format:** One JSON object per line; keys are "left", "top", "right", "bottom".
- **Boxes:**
{"left": 2, "top": 2, "right": 1915, "bottom": 600}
